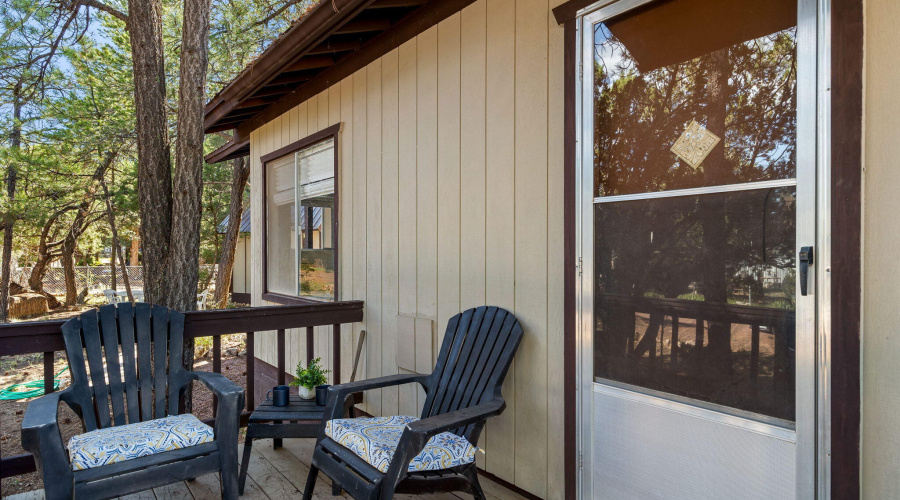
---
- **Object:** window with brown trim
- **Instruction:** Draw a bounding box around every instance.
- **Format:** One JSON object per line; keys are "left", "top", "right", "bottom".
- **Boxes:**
{"left": 262, "top": 123, "right": 340, "bottom": 305}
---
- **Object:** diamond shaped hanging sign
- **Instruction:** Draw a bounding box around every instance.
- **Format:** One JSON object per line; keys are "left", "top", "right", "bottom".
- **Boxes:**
{"left": 671, "top": 120, "right": 721, "bottom": 170}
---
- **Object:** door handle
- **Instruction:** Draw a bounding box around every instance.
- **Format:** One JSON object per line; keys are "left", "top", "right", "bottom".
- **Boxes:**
{"left": 799, "top": 246, "right": 814, "bottom": 296}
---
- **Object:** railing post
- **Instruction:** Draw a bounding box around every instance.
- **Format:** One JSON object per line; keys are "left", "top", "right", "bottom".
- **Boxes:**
{"left": 246, "top": 331, "right": 255, "bottom": 412}
{"left": 306, "top": 326, "right": 314, "bottom": 365}
{"left": 332, "top": 324, "right": 341, "bottom": 385}
{"left": 43, "top": 352, "right": 54, "bottom": 394}
{"left": 750, "top": 325, "right": 760, "bottom": 380}
{"left": 213, "top": 335, "right": 222, "bottom": 416}
{"left": 694, "top": 318, "right": 705, "bottom": 377}
{"left": 276, "top": 328, "right": 286, "bottom": 449}
{"left": 277, "top": 329, "right": 286, "bottom": 386}
{"left": 671, "top": 316, "right": 679, "bottom": 370}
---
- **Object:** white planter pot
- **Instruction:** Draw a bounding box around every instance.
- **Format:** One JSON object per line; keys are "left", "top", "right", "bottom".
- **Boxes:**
{"left": 298, "top": 386, "right": 315, "bottom": 400}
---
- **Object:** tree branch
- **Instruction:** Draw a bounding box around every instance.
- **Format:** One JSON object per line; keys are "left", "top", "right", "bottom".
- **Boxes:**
{"left": 73, "top": 0, "right": 129, "bottom": 25}
{"left": 253, "top": 0, "right": 310, "bottom": 26}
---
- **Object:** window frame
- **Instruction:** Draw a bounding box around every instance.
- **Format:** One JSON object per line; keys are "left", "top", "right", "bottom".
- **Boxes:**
{"left": 260, "top": 122, "right": 341, "bottom": 305}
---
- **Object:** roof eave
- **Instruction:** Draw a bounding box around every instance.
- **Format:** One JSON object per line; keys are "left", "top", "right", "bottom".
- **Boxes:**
{"left": 204, "top": 0, "right": 378, "bottom": 133}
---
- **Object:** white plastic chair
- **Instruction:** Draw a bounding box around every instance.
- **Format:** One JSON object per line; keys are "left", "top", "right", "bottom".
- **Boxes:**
{"left": 196, "top": 289, "right": 209, "bottom": 310}
{"left": 102, "top": 289, "right": 120, "bottom": 305}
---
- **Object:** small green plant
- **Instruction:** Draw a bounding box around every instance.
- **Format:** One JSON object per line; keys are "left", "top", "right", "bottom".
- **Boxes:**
{"left": 290, "top": 357, "right": 329, "bottom": 390}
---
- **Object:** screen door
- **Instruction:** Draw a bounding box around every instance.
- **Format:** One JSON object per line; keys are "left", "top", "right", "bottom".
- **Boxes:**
{"left": 576, "top": 0, "right": 821, "bottom": 497}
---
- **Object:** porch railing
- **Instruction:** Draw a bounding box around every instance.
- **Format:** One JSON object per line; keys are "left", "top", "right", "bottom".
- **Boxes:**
{"left": 0, "top": 300, "right": 364, "bottom": 489}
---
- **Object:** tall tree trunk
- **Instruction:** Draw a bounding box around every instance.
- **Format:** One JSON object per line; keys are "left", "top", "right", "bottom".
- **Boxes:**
{"left": 169, "top": 0, "right": 213, "bottom": 412}
{"left": 59, "top": 154, "right": 115, "bottom": 305}
{"left": 130, "top": 236, "right": 140, "bottom": 266}
{"left": 129, "top": 0, "right": 173, "bottom": 306}
{"left": 128, "top": 0, "right": 212, "bottom": 411}
{"left": 101, "top": 179, "right": 133, "bottom": 302}
{"left": 213, "top": 156, "right": 249, "bottom": 308}
{"left": 110, "top": 243, "right": 117, "bottom": 290}
{"left": 28, "top": 255, "right": 52, "bottom": 292}
{"left": 1, "top": 86, "right": 22, "bottom": 323}
{"left": 166, "top": 0, "right": 212, "bottom": 313}
{"left": 28, "top": 212, "right": 64, "bottom": 292}
{"left": 61, "top": 239, "right": 78, "bottom": 305}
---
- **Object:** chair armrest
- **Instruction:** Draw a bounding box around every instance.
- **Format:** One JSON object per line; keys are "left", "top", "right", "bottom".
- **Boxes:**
{"left": 189, "top": 371, "right": 244, "bottom": 400}
{"left": 324, "top": 373, "right": 428, "bottom": 421}
{"left": 189, "top": 371, "right": 245, "bottom": 438}
{"left": 406, "top": 398, "right": 506, "bottom": 439}
{"left": 21, "top": 389, "right": 74, "bottom": 490}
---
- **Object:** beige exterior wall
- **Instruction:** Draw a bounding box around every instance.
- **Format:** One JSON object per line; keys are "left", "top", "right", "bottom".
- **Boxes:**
{"left": 233, "top": 235, "right": 250, "bottom": 294}
{"left": 862, "top": 0, "right": 900, "bottom": 497}
{"left": 247, "top": 0, "right": 566, "bottom": 496}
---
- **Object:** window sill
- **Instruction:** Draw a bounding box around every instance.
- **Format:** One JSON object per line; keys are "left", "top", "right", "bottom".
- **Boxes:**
{"left": 261, "top": 292, "right": 332, "bottom": 306}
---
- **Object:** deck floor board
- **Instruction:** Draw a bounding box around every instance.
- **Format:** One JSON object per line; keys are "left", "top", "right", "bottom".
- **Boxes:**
{"left": 2, "top": 439, "right": 528, "bottom": 500}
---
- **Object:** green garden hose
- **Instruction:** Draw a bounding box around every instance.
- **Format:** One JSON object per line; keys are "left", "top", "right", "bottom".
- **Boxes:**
{"left": 0, "top": 366, "right": 69, "bottom": 400}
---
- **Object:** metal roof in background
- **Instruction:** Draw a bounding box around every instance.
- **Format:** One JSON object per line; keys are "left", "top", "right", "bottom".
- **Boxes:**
{"left": 217, "top": 208, "right": 252, "bottom": 234}
{"left": 217, "top": 206, "right": 324, "bottom": 234}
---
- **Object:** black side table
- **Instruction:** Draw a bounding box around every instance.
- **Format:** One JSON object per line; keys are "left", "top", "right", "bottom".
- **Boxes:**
{"left": 238, "top": 393, "right": 363, "bottom": 495}
{"left": 238, "top": 395, "right": 324, "bottom": 494}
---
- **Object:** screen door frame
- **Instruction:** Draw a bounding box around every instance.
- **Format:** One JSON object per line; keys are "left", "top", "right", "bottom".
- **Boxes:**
{"left": 573, "top": 0, "right": 832, "bottom": 497}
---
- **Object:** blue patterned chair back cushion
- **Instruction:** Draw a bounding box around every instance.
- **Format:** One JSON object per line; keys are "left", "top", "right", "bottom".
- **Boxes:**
{"left": 325, "top": 416, "right": 476, "bottom": 473}
{"left": 67, "top": 413, "right": 214, "bottom": 471}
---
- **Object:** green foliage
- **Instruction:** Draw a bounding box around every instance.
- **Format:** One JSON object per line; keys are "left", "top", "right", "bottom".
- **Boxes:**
{"left": 195, "top": 336, "right": 213, "bottom": 350}
{"left": 1, "top": 0, "right": 314, "bottom": 295}
{"left": 290, "top": 357, "right": 329, "bottom": 390}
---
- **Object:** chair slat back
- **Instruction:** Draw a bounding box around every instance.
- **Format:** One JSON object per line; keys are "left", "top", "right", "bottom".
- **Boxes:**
{"left": 61, "top": 303, "right": 188, "bottom": 431}
{"left": 420, "top": 306, "right": 524, "bottom": 439}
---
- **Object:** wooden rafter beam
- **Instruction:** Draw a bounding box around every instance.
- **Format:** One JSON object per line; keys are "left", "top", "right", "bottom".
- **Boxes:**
{"left": 367, "top": 0, "right": 428, "bottom": 8}
{"left": 267, "top": 71, "right": 317, "bottom": 86}
{"left": 307, "top": 40, "right": 362, "bottom": 55}
{"left": 334, "top": 17, "right": 392, "bottom": 34}
{"left": 285, "top": 55, "right": 335, "bottom": 72}
{"left": 235, "top": 97, "right": 280, "bottom": 109}
{"left": 252, "top": 87, "right": 291, "bottom": 98}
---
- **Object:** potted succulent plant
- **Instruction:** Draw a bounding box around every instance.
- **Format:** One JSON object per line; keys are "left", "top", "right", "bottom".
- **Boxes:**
{"left": 290, "top": 357, "right": 329, "bottom": 399}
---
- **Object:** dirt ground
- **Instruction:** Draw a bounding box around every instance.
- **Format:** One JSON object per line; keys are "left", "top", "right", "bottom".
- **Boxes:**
{"left": 0, "top": 329, "right": 249, "bottom": 497}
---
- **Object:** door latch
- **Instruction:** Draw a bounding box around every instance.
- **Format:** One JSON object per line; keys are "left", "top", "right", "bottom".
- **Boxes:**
{"left": 799, "top": 246, "right": 814, "bottom": 296}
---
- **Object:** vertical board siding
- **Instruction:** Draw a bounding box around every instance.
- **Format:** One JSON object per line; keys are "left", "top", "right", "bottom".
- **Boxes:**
{"left": 416, "top": 26, "right": 439, "bottom": 323}
{"left": 513, "top": 0, "right": 549, "bottom": 492}
{"left": 397, "top": 38, "right": 420, "bottom": 416}
{"left": 352, "top": 71, "right": 370, "bottom": 407}
{"left": 437, "top": 14, "right": 462, "bottom": 352}
{"left": 459, "top": 2, "right": 489, "bottom": 471}
{"left": 366, "top": 61, "right": 384, "bottom": 416}
{"left": 546, "top": 0, "right": 566, "bottom": 497}
{"left": 340, "top": 77, "right": 355, "bottom": 385}
{"left": 248, "top": 0, "right": 564, "bottom": 494}
{"left": 484, "top": 0, "right": 518, "bottom": 482}
{"left": 381, "top": 49, "right": 401, "bottom": 417}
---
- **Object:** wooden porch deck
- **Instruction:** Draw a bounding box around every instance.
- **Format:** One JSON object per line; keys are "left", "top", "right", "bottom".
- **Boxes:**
{"left": 3, "top": 438, "right": 526, "bottom": 500}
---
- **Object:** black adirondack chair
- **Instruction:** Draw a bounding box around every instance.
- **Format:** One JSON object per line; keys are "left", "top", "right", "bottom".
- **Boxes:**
{"left": 21, "top": 303, "right": 245, "bottom": 500}
{"left": 303, "top": 306, "right": 524, "bottom": 500}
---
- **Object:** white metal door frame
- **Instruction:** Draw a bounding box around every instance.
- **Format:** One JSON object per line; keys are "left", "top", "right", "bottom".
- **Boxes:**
{"left": 573, "top": 0, "right": 833, "bottom": 497}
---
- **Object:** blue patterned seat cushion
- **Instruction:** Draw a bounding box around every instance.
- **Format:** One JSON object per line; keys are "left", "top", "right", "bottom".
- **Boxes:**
{"left": 67, "top": 414, "right": 214, "bottom": 471}
{"left": 324, "top": 415, "right": 476, "bottom": 473}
